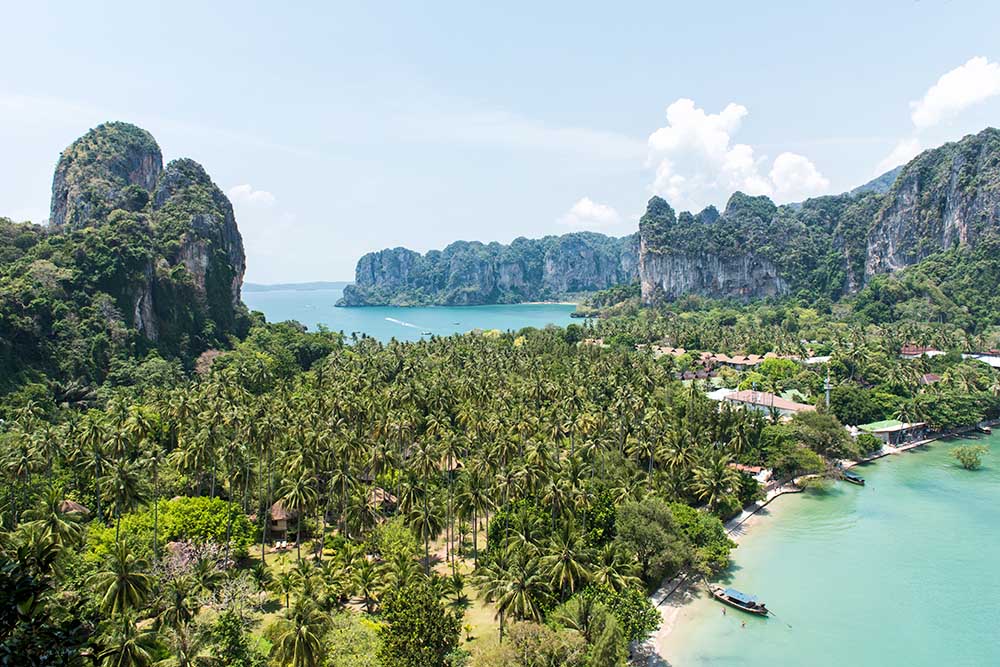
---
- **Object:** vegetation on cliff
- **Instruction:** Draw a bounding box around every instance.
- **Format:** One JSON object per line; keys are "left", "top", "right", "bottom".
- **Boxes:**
{"left": 343, "top": 127, "right": 1000, "bottom": 309}
{"left": 638, "top": 127, "right": 1000, "bottom": 303}
{"left": 339, "top": 232, "right": 637, "bottom": 306}
{"left": 0, "top": 123, "right": 249, "bottom": 394}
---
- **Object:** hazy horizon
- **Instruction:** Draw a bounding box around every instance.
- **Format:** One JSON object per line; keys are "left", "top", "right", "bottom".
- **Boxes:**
{"left": 4, "top": 1, "right": 1000, "bottom": 282}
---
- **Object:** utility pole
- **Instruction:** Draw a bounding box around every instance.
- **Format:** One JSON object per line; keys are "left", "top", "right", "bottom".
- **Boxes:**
{"left": 824, "top": 368, "right": 831, "bottom": 411}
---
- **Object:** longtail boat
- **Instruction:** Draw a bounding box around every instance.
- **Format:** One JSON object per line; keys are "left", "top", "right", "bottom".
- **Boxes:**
{"left": 710, "top": 585, "right": 769, "bottom": 616}
{"left": 843, "top": 470, "right": 866, "bottom": 486}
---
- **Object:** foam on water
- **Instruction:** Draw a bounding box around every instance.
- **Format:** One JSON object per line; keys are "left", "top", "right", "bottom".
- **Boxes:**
{"left": 384, "top": 317, "right": 420, "bottom": 329}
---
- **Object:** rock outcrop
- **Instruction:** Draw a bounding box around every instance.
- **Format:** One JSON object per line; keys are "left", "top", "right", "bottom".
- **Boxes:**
{"left": 340, "top": 233, "right": 638, "bottom": 306}
{"left": 638, "top": 128, "right": 1000, "bottom": 304}
{"left": 637, "top": 193, "right": 790, "bottom": 302}
{"left": 47, "top": 122, "right": 248, "bottom": 349}
{"left": 338, "top": 127, "right": 1000, "bottom": 308}
{"left": 864, "top": 129, "right": 1000, "bottom": 276}
{"left": 50, "top": 122, "right": 163, "bottom": 229}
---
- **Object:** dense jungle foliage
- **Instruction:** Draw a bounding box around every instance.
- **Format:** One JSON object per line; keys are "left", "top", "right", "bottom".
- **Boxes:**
{"left": 4, "top": 122, "right": 1000, "bottom": 667}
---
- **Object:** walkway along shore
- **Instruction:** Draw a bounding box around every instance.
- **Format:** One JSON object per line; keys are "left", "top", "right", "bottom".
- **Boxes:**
{"left": 638, "top": 419, "right": 999, "bottom": 665}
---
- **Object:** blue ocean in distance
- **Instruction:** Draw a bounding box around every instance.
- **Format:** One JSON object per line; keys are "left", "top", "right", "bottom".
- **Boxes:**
{"left": 242, "top": 285, "right": 577, "bottom": 342}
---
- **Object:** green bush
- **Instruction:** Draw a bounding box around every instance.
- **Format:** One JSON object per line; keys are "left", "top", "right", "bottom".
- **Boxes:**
{"left": 951, "top": 444, "right": 989, "bottom": 470}
{"left": 86, "top": 496, "right": 255, "bottom": 562}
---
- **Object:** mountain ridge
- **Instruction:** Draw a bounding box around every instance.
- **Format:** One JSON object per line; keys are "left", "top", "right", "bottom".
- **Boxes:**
{"left": 341, "top": 128, "right": 1000, "bottom": 308}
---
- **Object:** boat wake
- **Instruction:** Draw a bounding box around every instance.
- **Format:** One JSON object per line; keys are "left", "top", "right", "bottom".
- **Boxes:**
{"left": 384, "top": 317, "right": 420, "bottom": 329}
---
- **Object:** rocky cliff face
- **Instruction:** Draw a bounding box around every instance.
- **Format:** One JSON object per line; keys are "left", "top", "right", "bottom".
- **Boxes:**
{"left": 638, "top": 128, "right": 1000, "bottom": 305}
{"left": 638, "top": 194, "right": 789, "bottom": 302}
{"left": 152, "top": 158, "right": 247, "bottom": 319}
{"left": 340, "top": 232, "right": 638, "bottom": 306}
{"left": 639, "top": 239, "right": 786, "bottom": 302}
{"left": 47, "top": 122, "right": 248, "bottom": 348}
{"left": 50, "top": 122, "right": 163, "bottom": 229}
{"left": 865, "top": 128, "right": 1000, "bottom": 276}
{"left": 338, "top": 128, "right": 1000, "bottom": 308}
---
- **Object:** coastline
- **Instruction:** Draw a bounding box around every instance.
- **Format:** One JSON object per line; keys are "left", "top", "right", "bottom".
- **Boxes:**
{"left": 646, "top": 425, "right": 996, "bottom": 664}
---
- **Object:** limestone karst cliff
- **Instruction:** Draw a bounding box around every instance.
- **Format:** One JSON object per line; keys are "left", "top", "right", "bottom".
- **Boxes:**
{"left": 637, "top": 128, "right": 1000, "bottom": 305}
{"left": 0, "top": 121, "right": 249, "bottom": 386}
{"left": 339, "top": 233, "right": 639, "bottom": 306}
{"left": 338, "top": 127, "right": 999, "bottom": 309}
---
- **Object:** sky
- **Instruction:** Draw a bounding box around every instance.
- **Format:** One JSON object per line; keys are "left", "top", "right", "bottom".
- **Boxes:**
{"left": 3, "top": 1, "right": 1000, "bottom": 283}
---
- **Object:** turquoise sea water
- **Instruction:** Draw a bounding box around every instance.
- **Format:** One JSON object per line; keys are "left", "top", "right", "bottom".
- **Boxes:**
{"left": 242, "top": 286, "right": 576, "bottom": 342}
{"left": 664, "top": 435, "right": 999, "bottom": 667}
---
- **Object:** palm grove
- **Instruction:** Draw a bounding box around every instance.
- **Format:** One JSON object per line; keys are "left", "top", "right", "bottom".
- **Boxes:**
{"left": 5, "top": 122, "right": 1000, "bottom": 667}
{"left": 4, "top": 321, "right": 787, "bottom": 666}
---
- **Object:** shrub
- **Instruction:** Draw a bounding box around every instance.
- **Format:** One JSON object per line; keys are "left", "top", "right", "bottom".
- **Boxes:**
{"left": 951, "top": 444, "right": 989, "bottom": 470}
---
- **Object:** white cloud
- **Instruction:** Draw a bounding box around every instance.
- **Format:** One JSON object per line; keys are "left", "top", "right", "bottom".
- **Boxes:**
{"left": 872, "top": 56, "right": 1000, "bottom": 176}
{"left": 769, "top": 152, "right": 830, "bottom": 199}
{"left": 910, "top": 56, "right": 1000, "bottom": 129}
{"left": 227, "top": 184, "right": 276, "bottom": 206}
{"left": 557, "top": 197, "right": 622, "bottom": 228}
{"left": 874, "top": 138, "right": 922, "bottom": 175}
{"left": 646, "top": 98, "right": 828, "bottom": 209}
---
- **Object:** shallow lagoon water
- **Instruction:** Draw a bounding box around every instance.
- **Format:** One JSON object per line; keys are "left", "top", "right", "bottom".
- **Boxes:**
{"left": 664, "top": 436, "right": 999, "bottom": 667}
{"left": 243, "top": 286, "right": 576, "bottom": 342}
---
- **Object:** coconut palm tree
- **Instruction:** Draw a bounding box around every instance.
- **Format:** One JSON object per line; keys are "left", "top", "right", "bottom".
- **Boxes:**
{"left": 22, "top": 485, "right": 84, "bottom": 550}
{"left": 101, "top": 458, "right": 147, "bottom": 540}
{"left": 97, "top": 616, "right": 159, "bottom": 667}
{"left": 692, "top": 453, "right": 739, "bottom": 512}
{"left": 279, "top": 468, "right": 318, "bottom": 562}
{"left": 353, "top": 558, "right": 379, "bottom": 613}
{"left": 157, "top": 576, "right": 198, "bottom": 629}
{"left": 270, "top": 595, "right": 329, "bottom": 667}
{"left": 590, "top": 542, "right": 642, "bottom": 593}
{"left": 91, "top": 541, "right": 152, "bottom": 622}
{"left": 540, "top": 520, "right": 592, "bottom": 601}
{"left": 272, "top": 570, "right": 296, "bottom": 610}
{"left": 407, "top": 491, "right": 445, "bottom": 574}
{"left": 155, "top": 622, "right": 212, "bottom": 667}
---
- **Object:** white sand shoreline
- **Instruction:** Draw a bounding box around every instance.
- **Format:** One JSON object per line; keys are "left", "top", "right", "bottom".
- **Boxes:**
{"left": 641, "top": 425, "right": 997, "bottom": 664}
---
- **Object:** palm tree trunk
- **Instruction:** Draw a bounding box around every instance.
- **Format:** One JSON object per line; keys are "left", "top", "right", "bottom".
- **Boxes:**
{"left": 296, "top": 521, "right": 302, "bottom": 562}
{"left": 153, "top": 460, "right": 159, "bottom": 563}
{"left": 260, "top": 443, "right": 267, "bottom": 566}
{"left": 94, "top": 451, "right": 103, "bottom": 523}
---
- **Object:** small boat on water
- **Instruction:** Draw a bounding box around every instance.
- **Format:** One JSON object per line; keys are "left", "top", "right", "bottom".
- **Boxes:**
{"left": 843, "top": 470, "right": 866, "bottom": 486}
{"left": 977, "top": 425, "right": 992, "bottom": 434}
{"left": 421, "top": 331, "right": 432, "bottom": 335}
{"left": 710, "top": 585, "right": 769, "bottom": 616}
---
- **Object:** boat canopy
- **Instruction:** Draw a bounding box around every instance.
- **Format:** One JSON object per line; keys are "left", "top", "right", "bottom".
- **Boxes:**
{"left": 724, "top": 588, "right": 758, "bottom": 604}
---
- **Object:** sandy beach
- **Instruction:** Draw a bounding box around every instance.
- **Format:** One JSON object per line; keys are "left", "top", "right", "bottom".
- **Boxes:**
{"left": 640, "top": 499, "right": 783, "bottom": 663}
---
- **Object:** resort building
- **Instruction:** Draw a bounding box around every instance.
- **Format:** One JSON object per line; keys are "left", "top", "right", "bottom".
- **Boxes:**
{"left": 59, "top": 499, "right": 90, "bottom": 516}
{"left": 721, "top": 389, "right": 815, "bottom": 418}
{"left": 268, "top": 500, "right": 297, "bottom": 540}
{"left": 368, "top": 486, "right": 397, "bottom": 511}
{"left": 900, "top": 344, "right": 945, "bottom": 359}
{"left": 963, "top": 352, "right": 1000, "bottom": 369}
{"left": 919, "top": 373, "right": 942, "bottom": 385}
{"left": 855, "top": 419, "right": 926, "bottom": 445}
{"left": 728, "top": 463, "right": 773, "bottom": 484}
{"left": 804, "top": 355, "right": 832, "bottom": 365}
